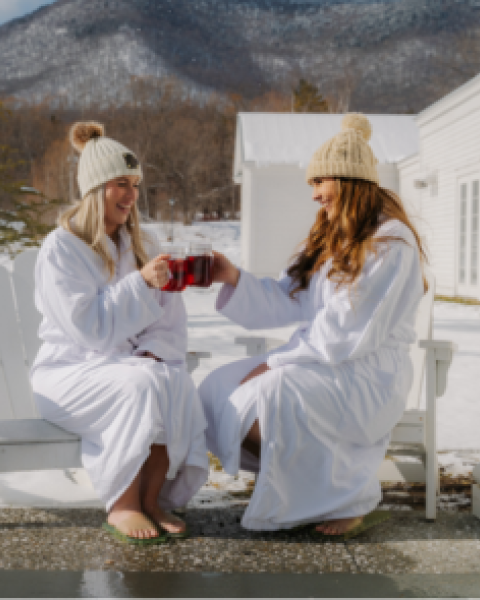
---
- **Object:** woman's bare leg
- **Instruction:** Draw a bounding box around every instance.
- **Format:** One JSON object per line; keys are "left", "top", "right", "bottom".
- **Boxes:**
{"left": 107, "top": 471, "right": 159, "bottom": 539}
{"left": 140, "top": 444, "right": 186, "bottom": 535}
{"left": 242, "top": 419, "right": 261, "bottom": 459}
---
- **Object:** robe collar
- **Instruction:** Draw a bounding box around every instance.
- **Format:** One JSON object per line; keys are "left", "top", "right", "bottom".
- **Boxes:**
{"left": 106, "top": 225, "right": 131, "bottom": 258}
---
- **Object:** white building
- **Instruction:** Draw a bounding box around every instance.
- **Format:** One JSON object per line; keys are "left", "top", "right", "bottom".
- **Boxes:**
{"left": 234, "top": 113, "right": 419, "bottom": 278}
{"left": 398, "top": 73, "right": 480, "bottom": 299}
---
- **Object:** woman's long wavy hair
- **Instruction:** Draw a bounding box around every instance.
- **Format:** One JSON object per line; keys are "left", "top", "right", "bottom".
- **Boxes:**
{"left": 58, "top": 185, "right": 153, "bottom": 281}
{"left": 287, "top": 179, "right": 428, "bottom": 298}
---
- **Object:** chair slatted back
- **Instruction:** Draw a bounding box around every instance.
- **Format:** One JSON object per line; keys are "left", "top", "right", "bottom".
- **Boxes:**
{"left": 12, "top": 249, "right": 43, "bottom": 371}
{"left": 0, "top": 263, "right": 37, "bottom": 419}
{"left": 405, "top": 268, "right": 435, "bottom": 411}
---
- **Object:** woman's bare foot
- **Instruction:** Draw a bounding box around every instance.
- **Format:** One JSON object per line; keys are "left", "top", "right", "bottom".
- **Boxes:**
{"left": 143, "top": 502, "right": 187, "bottom": 535}
{"left": 107, "top": 508, "right": 160, "bottom": 539}
{"left": 315, "top": 516, "right": 364, "bottom": 536}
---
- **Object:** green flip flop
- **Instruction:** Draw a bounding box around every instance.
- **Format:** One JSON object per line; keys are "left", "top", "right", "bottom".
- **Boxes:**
{"left": 311, "top": 510, "right": 391, "bottom": 542}
{"left": 164, "top": 512, "right": 190, "bottom": 539}
{"left": 102, "top": 519, "right": 169, "bottom": 546}
{"left": 166, "top": 527, "right": 190, "bottom": 540}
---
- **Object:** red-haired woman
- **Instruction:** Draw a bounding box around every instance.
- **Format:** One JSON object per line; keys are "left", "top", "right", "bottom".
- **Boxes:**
{"left": 199, "top": 114, "right": 428, "bottom": 537}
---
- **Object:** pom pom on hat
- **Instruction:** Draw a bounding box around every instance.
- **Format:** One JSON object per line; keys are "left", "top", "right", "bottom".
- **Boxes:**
{"left": 341, "top": 113, "right": 372, "bottom": 142}
{"left": 70, "top": 121, "right": 105, "bottom": 153}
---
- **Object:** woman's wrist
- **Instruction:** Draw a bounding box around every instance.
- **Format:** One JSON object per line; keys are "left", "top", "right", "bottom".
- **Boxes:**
{"left": 226, "top": 266, "right": 241, "bottom": 287}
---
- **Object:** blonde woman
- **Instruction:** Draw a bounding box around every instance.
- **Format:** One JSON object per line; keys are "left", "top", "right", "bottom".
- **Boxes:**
{"left": 199, "top": 114, "right": 428, "bottom": 537}
{"left": 30, "top": 123, "right": 208, "bottom": 544}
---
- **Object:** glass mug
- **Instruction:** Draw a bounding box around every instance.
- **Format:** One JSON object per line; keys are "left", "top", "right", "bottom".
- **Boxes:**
{"left": 187, "top": 241, "right": 214, "bottom": 288}
{"left": 160, "top": 244, "right": 188, "bottom": 292}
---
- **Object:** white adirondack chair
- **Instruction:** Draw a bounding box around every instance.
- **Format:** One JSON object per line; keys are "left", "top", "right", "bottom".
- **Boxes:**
{"left": 236, "top": 269, "right": 457, "bottom": 521}
{"left": 0, "top": 248, "right": 210, "bottom": 476}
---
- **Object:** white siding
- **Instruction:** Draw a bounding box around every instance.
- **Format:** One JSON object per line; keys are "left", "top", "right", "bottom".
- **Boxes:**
{"left": 377, "top": 164, "right": 400, "bottom": 196}
{"left": 240, "top": 165, "right": 253, "bottom": 270}
{"left": 244, "top": 165, "right": 318, "bottom": 278}
{"left": 418, "top": 87, "right": 480, "bottom": 297}
{"left": 398, "top": 155, "right": 426, "bottom": 252}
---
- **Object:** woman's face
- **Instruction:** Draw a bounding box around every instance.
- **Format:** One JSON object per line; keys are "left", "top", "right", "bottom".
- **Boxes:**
{"left": 312, "top": 177, "right": 338, "bottom": 220}
{"left": 104, "top": 176, "right": 140, "bottom": 236}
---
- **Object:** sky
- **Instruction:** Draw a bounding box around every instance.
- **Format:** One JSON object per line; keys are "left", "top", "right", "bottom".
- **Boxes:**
{"left": 0, "top": 0, "right": 57, "bottom": 26}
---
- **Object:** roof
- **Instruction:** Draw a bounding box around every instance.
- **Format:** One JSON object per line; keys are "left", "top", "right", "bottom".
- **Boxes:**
{"left": 233, "top": 113, "right": 419, "bottom": 183}
{"left": 416, "top": 71, "right": 480, "bottom": 126}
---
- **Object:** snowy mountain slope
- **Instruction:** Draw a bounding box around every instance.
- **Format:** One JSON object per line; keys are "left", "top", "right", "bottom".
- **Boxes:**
{"left": 0, "top": 0, "right": 478, "bottom": 111}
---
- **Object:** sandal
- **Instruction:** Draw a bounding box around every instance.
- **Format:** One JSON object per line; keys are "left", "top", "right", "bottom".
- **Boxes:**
{"left": 163, "top": 512, "right": 190, "bottom": 539}
{"left": 102, "top": 513, "right": 169, "bottom": 545}
{"left": 145, "top": 509, "right": 190, "bottom": 540}
{"left": 311, "top": 510, "right": 391, "bottom": 542}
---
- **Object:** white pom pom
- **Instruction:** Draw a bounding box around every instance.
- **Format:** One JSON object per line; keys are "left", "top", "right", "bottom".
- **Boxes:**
{"left": 341, "top": 113, "right": 372, "bottom": 142}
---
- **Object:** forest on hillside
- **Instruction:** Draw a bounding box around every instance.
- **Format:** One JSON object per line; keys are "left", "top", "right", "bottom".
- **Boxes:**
{"left": 0, "top": 76, "right": 332, "bottom": 251}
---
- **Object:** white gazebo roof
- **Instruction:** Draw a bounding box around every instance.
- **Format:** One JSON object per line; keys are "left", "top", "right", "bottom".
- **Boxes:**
{"left": 234, "top": 113, "right": 419, "bottom": 183}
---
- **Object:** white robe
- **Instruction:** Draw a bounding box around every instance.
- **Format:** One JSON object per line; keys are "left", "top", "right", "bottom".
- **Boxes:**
{"left": 30, "top": 224, "right": 209, "bottom": 512}
{"left": 198, "top": 219, "right": 425, "bottom": 530}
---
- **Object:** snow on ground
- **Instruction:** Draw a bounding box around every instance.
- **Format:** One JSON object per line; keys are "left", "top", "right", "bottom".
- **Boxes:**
{"left": 0, "top": 220, "right": 478, "bottom": 509}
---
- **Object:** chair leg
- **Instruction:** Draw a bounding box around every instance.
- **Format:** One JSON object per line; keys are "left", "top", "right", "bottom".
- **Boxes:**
{"left": 424, "top": 350, "right": 438, "bottom": 522}
{"left": 425, "top": 448, "right": 438, "bottom": 522}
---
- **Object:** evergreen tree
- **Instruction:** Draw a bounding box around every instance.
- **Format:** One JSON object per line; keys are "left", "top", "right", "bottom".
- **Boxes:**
{"left": 293, "top": 79, "right": 329, "bottom": 113}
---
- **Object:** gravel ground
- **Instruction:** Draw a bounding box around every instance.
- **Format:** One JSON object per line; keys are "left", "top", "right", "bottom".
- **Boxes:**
{"left": 0, "top": 508, "right": 479, "bottom": 574}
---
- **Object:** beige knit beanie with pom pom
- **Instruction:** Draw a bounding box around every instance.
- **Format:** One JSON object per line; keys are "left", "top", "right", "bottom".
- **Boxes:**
{"left": 69, "top": 121, "right": 143, "bottom": 199}
{"left": 306, "top": 113, "right": 379, "bottom": 186}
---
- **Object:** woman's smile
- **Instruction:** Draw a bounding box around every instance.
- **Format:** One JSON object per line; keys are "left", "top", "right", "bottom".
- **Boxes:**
{"left": 116, "top": 203, "right": 132, "bottom": 214}
{"left": 104, "top": 176, "right": 140, "bottom": 236}
{"left": 318, "top": 198, "right": 332, "bottom": 210}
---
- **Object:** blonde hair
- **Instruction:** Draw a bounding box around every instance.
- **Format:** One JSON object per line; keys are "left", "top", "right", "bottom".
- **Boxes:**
{"left": 58, "top": 185, "right": 152, "bottom": 280}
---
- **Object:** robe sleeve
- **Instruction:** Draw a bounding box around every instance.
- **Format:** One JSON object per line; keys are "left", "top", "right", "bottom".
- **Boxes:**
{"left": 216, "top": 268, "right": 306, "bottom": 329}
{"left": 267, "top": 240, "right": 423, "bottom": 368}
{"left": 131, "top": 291, "right": 188, "bottom": 363}
{"left": 37, "top": 245, "right": 163, "bottom": 353}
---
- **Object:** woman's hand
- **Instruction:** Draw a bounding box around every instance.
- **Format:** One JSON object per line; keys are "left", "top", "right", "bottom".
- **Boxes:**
{"left": 240, "top": 362, "right": 270, "bottom": 385}
{"left": 140, "top": 254, "right": 170, "bottom": 289}
{"left": 212, "top": 251, "right": 240, "bottom": 287}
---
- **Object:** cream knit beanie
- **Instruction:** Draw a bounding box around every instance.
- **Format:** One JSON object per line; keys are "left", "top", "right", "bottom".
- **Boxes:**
{"left": 306, "top": 113, "right": 379, "bottom": 186}
{"left": 69, "top": 122, "right": 143, "bottom": 199}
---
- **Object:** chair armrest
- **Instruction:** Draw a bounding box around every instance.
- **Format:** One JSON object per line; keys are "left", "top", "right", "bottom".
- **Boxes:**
{"left": 186, "top": 351, "right": 211, "bottom": 374}
{"left": 419, "top": 339, "right": 457, "bottom": 397}
{"left": 235, "top": 336, "right": 285, "bottom": 357}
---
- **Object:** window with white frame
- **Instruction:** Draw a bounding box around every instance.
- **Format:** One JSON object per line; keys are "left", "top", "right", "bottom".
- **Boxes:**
{"left": 459, "top": 183, "right": 467, "bottom": 285}
{"left": 472, "top": 181, "right": 479, "bottom": 285}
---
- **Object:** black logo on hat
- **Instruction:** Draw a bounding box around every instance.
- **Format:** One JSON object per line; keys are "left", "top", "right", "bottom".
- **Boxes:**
{"left": 123, "top": 153, "right": 139, "bottom": 169}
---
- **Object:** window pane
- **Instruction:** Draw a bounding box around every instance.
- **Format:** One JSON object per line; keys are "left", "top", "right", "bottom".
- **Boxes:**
{"left": 472, "top": 182, "right": 479, "bottom": 285}
{"left": 459, "top": 184, "right": 467, "bottom": 284}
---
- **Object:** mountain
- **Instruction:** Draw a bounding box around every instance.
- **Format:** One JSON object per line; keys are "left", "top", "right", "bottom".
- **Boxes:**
{"left": 0, "top": 0, "right": 479, "bottom": 112}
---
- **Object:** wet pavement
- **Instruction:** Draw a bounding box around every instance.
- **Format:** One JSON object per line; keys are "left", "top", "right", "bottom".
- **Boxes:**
{"left": 0, "top": 507, "right": 479, "bottom": 596}
{"left": 2, "top": 571, "right": 480, "bottom": 598}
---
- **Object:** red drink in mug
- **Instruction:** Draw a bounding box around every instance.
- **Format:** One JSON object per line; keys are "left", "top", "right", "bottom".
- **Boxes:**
{"left": 161, "top": 244, "right": 188, "bottom": 292}
{"left": 187, "top": 241, "right": 214, "bottom": 288}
